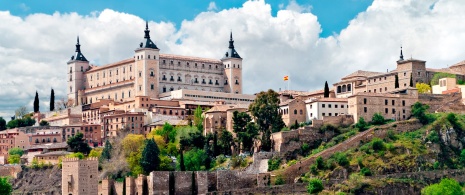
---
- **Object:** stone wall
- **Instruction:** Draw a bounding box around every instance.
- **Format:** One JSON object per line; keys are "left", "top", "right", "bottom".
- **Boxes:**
{"left": 0, "top": 165, "right": 22, "bottom": 178}
{"left": 321, "top": 115, "right": 354, "bottom": 127}
{"left": 277, "top": 119, "right": 422, "bottom": 183}
{"left": 419, "top": 93, "right": 463, "bottom": 112}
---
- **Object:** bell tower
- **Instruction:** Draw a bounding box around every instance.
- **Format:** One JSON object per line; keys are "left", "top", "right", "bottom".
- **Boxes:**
{"left": 134, "top": 21, "right": 160, "bottom": 98}
{"left": 67, "top": 37, "right": 89, "bottom": 106}
{"left": 221, "top": 32, "right": 243, "bottom": 94}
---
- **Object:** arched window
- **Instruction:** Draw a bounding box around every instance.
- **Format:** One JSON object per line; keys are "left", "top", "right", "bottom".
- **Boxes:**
{"left": 300, "top": 110, "right": 303, "bottom": 115}
{"left": 337, "top": 86, "right": 341, "bottom": 93}
{"left": 347, "top": 84, "right": 352, "bottom": 91}
{"left": 342, "top": 85, "right": 347, "bottom": 92}
{"left": 294, "top": 109, "right": 297, "bottom": 115}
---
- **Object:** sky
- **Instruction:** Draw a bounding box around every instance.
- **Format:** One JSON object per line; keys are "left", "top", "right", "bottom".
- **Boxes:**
{"left": 1, "top": 0, "right": 465, "bottom": 120}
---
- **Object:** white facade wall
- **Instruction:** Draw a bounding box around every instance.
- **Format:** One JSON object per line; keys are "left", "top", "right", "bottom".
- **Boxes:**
{"left": 305, "top": 101, "right": 348, "bottom": 121}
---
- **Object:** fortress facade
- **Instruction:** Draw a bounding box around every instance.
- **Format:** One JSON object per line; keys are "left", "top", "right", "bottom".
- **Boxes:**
{"left": 67, "top": 22, "right": 243, "bottom": 106}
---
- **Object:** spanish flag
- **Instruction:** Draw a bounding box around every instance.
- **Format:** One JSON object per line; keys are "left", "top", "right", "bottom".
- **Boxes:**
{"left": 284, "top": 76, "right": 289, "bottom": 81}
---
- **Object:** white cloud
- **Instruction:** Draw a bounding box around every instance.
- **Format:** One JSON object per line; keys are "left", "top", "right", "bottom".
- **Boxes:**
{"left": 19, "top": 3, "right": 30, "bottom": 11}
{"left": 285, "top": 0, "right": 311, "bottom": 13}
{"left": 207, "top": 2, "right": 218, "bottom": 11}
{"left": 1, "top": 0, "right": 465, "bottom": 119}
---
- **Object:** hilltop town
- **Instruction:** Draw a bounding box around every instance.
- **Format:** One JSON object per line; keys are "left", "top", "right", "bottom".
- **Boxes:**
{"left": 2, "top": 23, "right": 465, "bottom": 195}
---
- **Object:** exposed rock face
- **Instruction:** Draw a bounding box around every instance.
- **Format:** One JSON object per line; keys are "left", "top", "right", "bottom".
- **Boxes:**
{"left": 12, "top": 166, "right": 62, "bottom": 194}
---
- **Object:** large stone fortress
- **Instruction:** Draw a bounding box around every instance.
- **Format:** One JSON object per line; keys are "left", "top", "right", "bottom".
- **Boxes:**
{"left": 67, "top": 22, "right": 243, "bottom": 106}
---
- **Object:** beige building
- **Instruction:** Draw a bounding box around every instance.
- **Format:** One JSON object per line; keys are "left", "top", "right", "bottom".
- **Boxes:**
{"left": 348, "top": 88, "right": 418, "bottom": 123}
{"left": 204, "top": 104, "right": 248, "bottom": 135}
{"left": 279, "top": 98, "right": 306, "bottom": 127}
{"left": 305, "top": 98, "right": 348, "bottom": 121}
{"left": 62, "top": 157, "right": 99, "bottom": 195}
{"left": 67, "top": 23, "right": 244, "bottom": 106}
{"left": 432, "top": 77, "right": 465, "bottom": 99}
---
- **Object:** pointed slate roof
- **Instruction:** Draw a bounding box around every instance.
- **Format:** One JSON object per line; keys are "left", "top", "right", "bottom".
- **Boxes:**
{"left": 141, "top": 21, "right": 158, "bottom": 49}
{"left": 73, "top": 36, "right": 88, "bottom": 62}
{"left": 222, "top": 32, "right": 241, "bottom": 59}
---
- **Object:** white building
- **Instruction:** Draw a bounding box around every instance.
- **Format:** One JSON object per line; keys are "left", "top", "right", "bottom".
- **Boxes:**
{"left": 305, "top": 98, "right": 348, "bottom": 121}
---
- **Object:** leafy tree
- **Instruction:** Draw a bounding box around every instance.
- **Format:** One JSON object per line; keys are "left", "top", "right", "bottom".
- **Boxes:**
{"left": 121, "top": 134, "right": 145, "bottom": 175}
{"left": 395, "top": 75, "right": 399, "bottom": 88}
{"left": 333, "top": 152, "right": 349, "bottom": 167}
{"left": 421, "top": 178, "right": 463, "bottom": 195}
{"left": 33, "top": 91, "right": 39, "bottom": 113}
{"left": 15, "top": 106, "right": 27, "bottom": 119}
{"left": 67, "top": 132, "right": 91, "bottom": 154}
{"left": 355, "top": 117, "right": 368, "bottom": 131}
{"left": 39, "top": 120, "right": 49, "bottom": 126}
{"left": 267, "top": 156, "right": 281, "bottom": 171}
{"left": 232, "top": 111, "right": 259, "bottom": 153}
{"left": 50, "top": 89, "right": 55, "bottom": 111}
{"left": 315, "top": 157, "right": 325, "bottom": 170}
{"left": 8, "top": 147, "right": 24, "bottom": 157}
{"left": 8, "top": 155, "right": 21, "bottom": 164}
{"left": 219, "top": 129, "right": 233, "bottom": 156}
{"left": 411, "top": 102, "right": 430, "bottom": 124}
{"left": 180, "top": 148, "right": 208, "bottom": 171}
{"left": 179, "top": 149, "right": 186, "bottom": 171}
{"left": 0, "top": 176, "right": 12, "bottom": 195}
{"left": 6, "top": 117, "right": 36, "bottom": 129}
{"left": 156, "top": 123, "right": 176, "bottom": 143}
{"left": 371, "top": 113, "right": 385, "bottom": 125}
{"left": 140, "top": 139, "right": 161, "bottom": 174}
{"left": 89, "top": 148, "right": 103, "bottom": 158}
{"left": 193, "top": 105, "right": 204, "bottom": 131}
{"left": 248, "top": 89, "right": 285, "bottom": 151}
{"left": 430, "top": 72, "right": 456, "bottom": 86}
{"left": 324, "top": 81, "right": 330, "bottom": 98}
{"left": 410, "top": 73, "right": 413, "bottom": 87}
{"left": 0, "top": 117, "right": 6, "bottom": 130}
{"left": 307, "top": 178, "right": 324, "bottom": 194}
{"left": 159, "top": 155, "right": 174, "bottom": 171}
{"left": 100, "top": 139, "right": 112, "bottom": 162}
{"left": 371, "top": 138, "right": 385, "bottom": 151}
{"left": 66, "top": 152, "right": 85, "bottom": 159}
{"left": 180, "top": 131, "right": 205, "bottom": 150}
{"left": 416, "top": 83, "right": 432, "bottom": 94}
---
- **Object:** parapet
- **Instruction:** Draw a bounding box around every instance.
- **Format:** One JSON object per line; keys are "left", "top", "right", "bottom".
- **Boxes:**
{"left": 62, "top": 157, "right": 99, "bottom": 162}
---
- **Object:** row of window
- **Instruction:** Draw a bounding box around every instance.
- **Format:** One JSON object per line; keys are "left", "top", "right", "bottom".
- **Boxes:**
{"left": 280, "top": 109, "right": 304, "bottom": 115}
{"left": 184, "top": 94, "right": 251, "bottom": 101}
{"left": 320, "top": 104, "right": 345, "bottom": 108}
{"left": 362, "top": 98, "right": 406, "bottom": 106}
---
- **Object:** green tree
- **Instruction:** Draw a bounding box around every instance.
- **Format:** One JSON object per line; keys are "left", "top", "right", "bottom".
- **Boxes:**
{"left": 33, "top": 91, "right": 39, "bottom": 113}
{"left": 159, "top": 155, "right": 174, "bottom": 171}
{"left": 50, "top": 89, "right": 55, "bottom": 111}
{"left": 460, "top": 149, "right": 465, "bottom": 167}
{"left": 355, "top": 117, "right": 368, "bottom": 131}
{"left": 412, "top": 102, "right": 430, "bottom": 124}
{"left": 140, "top": 139, "right": 161, "bottom": 174}
{"left": 0, "top": 176, "right": 12, "bottom": 195}
{"left": 324, "top": 81, "right": 330, "bottom": 98}
{"left": 232, "top": 111, "right": 259, "bottom": 153}
{"left": 410, "top": 73, "right": 414, "bottom": 87}
{"left": 0, "top": 117, "right": 6, "bottom": 130}
{"left": 66, "top": 152, "right": 85, "bottom": 159}
{"left": 8, "top": 147, "right": 24, "bottom": 157}
{"left": 181, "top": 148, "right": 208, "bottom": 171}
{"left": 248, "top": 89, "right": 285, "bottom": 151}
{"left": 430, "top": 72, "right": 456, "bottom": 86}
{"left": 88, "top": 148, "right": 103, "bottom": 158}
{"left": 100, "top": 139, "right": 112, "bottom": 162}
{"left": 307, "top": 178, "right": 324, "bottom": 194}
{"left": 193, "top": 106, "right": 204, "bottom": 131}
{"left": 416, "top": 83, "right": 432, "bottom": 94}
{"left": 8, "top": 155, "right": 21, "bottom": 164}
{"left": 212, "top": 132, "right": 218, "bottom": 157}
{"left": 219, "top": 129, "right": 233, "bottom": 156}
{"left": 39, "top": 120, "right": 49, "bottom": 126}
{"left": 371, "top": 113, "right": 385, "bottom": 125}
{"left": 421, "top": 178, "right": 463, "bottom": 195}
{"left": 156, "top": 123, "right": 176, "bottom": 143}
{"left": 179, "top": 149, "right": 186, "bottom": 171}
{"left": 67, "top": 132, "right": 91, "bottom": 154}
{"left": 395, "top": 75, "right": 399, "bottom": 88}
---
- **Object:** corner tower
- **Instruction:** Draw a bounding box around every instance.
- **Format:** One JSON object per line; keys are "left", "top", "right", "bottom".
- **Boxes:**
{"left": 221, "top": 32, "right": 243, "bottom": 94}
{"left": 67, "top": 37, "right": 89, "bottom": 106}
{"left": 134, "top": 21, "right": 160, "bottom": 98}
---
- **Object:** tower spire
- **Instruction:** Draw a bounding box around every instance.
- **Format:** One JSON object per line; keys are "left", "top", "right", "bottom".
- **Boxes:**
{"left": 228, "top": 31, "right": 234, "bottom": 49}
{"left": 144, "top": 21, "right": 150, "bottom": 39}
{"left": 75, "top": 36, "right": 81, "bottom": 52}
{"left": 223, "top": 31, "right": 241, "bottom": 59}
{"left": 399, "top": 46, "right": 404, "bottom": 61}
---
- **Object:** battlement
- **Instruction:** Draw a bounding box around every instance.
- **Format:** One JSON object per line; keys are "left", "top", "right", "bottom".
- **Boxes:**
{"left": 62, "top": 157, "right": 98, "bottom": 162}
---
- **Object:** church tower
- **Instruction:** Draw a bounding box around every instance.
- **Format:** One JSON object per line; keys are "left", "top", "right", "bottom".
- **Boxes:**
{"left": 221, "top": 32, "right": 243, "bottom": 94}
{"left": 67, "top": 37, "right": 89, "bottom": 106}
{"left": 134, "top": 21, "right": 160, "bottom": 98}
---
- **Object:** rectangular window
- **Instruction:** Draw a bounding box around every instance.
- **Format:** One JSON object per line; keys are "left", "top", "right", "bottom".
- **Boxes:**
{"left": 385, "top": 99, "right": 388, "bottom": 105}
{"left": 364, "top": 107, "right": 367, "bottom": 113}
{"left": 328, "top": 104, "right": 331, "bottom": 108}
{"left": 392, "top": 100, "right": 395, "bottom": 106}
{"left": 322, "top": 104, "right": 325, "bottom": 108}
{"left": 329, "top": 113, "right": 332, "bottom": 116}
{"left": 322, "top": 113, "right": 325, "bottom": 116}
{"left": 402, "top": 100, "right": 405, "bottom": 106}
{"left": 392, "top": 108, "right": 396, "bottom": 114}
{"left": 385, "top": 108, "right": 388, "bottom": 113}
{"left": 335, "top": 105, "right": 338, "bottom": 108}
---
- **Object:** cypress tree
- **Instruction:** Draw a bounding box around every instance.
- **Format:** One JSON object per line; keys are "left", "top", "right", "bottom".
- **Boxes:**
{"left": 395, "top": 75, "right": 400, "bottom": 89}
{"left": 140, "top": 139, "right": 160, "bottom": 174}
{"left": 33, "top": 91, "right": 39, "bottom": 113}
{"left": 213, "top": 131, "right": 218, "bottom": 157}
{"left": 410, "top": 73, "right": 414, "bottom": 87}
{"left": 324, "top": 81, "right": 330, "bottom": 98}
{"left": 50, "top": 89, "right": 55, "bottom": 111}
{"left": 179, "top": 149, "right": 186, "bottom": 171}
{"left": 100, "top": 139, "right": 112, "bottom": 162}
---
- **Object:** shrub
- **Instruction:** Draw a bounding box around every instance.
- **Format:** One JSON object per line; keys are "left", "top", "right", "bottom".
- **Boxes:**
{"left": 459, "top": 150, "right": 465, "bottom": 168}
{"left": 231, "top": 155, "right": 247, "bottom": 168}
{"left": 315, "top": 157, "right": 325, "bottom": 170}
{"left": 275, "top": 175, "right": 285, "bottom": 185}
{"left": 371, "top": 113, "right": 385, "bottom": 125}
{"left": 422, "top": 178, "right": 463, "bottom": 195}
{"left": 216, "top": 154, "right": 226, "bottom": 165}
{"left": 426, "top": 131, "right": 440, "bottom": 143}
{"left": 387, "top": 130, "right": 397, "bottom": 141}
{"left": 301, "top": 143, "right": 311, "bottom": 156}
{"left": 357, "top": 157, "right": 364, "bottom": 168}
{"left": 307, "top": 178, "right": 324, "bottom": 194}
{"left": 411, "top": 102, "right": 430, "bottom": 124}
{"left": 371, "top": 138, "right": 385, "bottom": 151}
{"left": 267, "top": 156, "right": 282, "bottom": 171}
{"left": 319, "top": 124, "right": 339, "bottom": 134}
{"left": 433, "top": 162, "right": 440, "bottom": 170}
{"left": 355, "top": 117, "right": 368, "bottom": 131}
{"left": 310, "top": 164, "right": 318, "bottom": 175}
{"left": 326, "top": 158, "right": 336, "bottom": 170}
{"left": 360, "top": 167, "right": 372, "bottom": 176}
{"left": 333, "top": 152, "right": 349, "bottom": 167}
